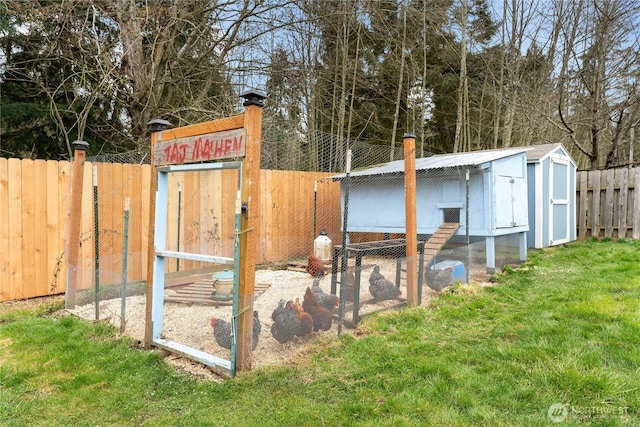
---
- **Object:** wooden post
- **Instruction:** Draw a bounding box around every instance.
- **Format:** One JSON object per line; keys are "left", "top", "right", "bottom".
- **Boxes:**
{"left": 144, "top": 119, "right": 172, "bottom": 348}
{"left": 236, "top": 90, "right": 266, "bottom": 372}
{"left": 65, "top": 140, "right": 89, "bottom": 309}
{"left": 403, "top": 133, "right": 418, "bottom": 307}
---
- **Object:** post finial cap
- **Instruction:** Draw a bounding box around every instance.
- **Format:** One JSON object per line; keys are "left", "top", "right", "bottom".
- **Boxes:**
{"left": 240, "top": 89, "right": 268, "bottom": 107}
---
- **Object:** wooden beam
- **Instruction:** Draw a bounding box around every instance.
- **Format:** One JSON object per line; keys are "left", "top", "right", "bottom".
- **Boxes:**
{"left": 158, "top": 115, "right": 244, "bottom": 141}
{"left": 65, "top": 142, "right": 89, "bottom": 308}
{"left": 236, "top": 91, "right": 266, "bottom": 372}
{"left": 403, "top": 134, "right": 418, "bottom": 307}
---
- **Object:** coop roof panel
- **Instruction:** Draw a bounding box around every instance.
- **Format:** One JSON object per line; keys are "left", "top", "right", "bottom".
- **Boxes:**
{"left": 332, "top": 147, "right": 528, "bottom": 179}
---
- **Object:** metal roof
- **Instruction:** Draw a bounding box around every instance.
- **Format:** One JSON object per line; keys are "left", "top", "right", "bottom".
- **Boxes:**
{"left": 333, "top": 147, "right": 528, "bottom": 179}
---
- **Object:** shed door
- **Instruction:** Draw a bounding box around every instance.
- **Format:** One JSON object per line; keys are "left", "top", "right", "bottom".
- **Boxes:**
{"left": 495, "top": 175, "right": 528, "bottom": 228}
{"left": 549, "top": 157, "right": 570, "bottom": 245}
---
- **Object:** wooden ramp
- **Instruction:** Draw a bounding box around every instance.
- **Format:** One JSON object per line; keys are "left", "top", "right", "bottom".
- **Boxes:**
{"left": 165, "top": 279, "right": 271, "bottom": 306}
{"left": 423, "top": 222, "right": 460, "bottom": 266}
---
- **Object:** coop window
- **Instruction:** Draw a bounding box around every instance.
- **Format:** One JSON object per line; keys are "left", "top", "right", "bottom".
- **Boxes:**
{"left": 443, "top": 208, "right": 460, "bottom": 223}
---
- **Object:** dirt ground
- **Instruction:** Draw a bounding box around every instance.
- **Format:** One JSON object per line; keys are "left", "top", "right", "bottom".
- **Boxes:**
{"left": 2, "top": 257, "right": 498, "bottom": 382}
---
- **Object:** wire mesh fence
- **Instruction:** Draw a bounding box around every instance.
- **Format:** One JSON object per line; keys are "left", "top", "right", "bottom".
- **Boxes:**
{"left": 67, "top": 150, "right": 151, "bottom": 331}
{"left": 260, "top": 128, "right": 406, "bottom": 172}
{"left": 65, "top": 133, "right": 528, "bottom": 374}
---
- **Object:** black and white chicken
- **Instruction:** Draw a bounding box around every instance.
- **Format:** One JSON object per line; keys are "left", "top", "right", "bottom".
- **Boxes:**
{"left": 425, "top": 266, "right": 454, "bottom": 292}
{"left": 311, "top": 278, "right": 339, "bottom": 312}
{"left": 368, "top": 265, "right": 401, "bottom": 301}
{"left": 210, "top": 310, "right": 261, "bottom": 350}
{"left": 270, "top": 300, "right": 300, "bottom": 344}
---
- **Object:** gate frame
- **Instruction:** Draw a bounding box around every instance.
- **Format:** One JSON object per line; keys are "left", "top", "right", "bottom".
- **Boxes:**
{"left": 151, "top": 161, "right": 242, "bottom": 375}
{"left": 145, "top": 90, "right": 266, "bottom": 376}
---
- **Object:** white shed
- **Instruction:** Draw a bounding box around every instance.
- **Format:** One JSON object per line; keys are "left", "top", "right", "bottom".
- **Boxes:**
{"left": 334, "top": 148, "right": 530, "bottom": 273}
{"left": 525, "top": 143, "right": 577, "bottom": 248}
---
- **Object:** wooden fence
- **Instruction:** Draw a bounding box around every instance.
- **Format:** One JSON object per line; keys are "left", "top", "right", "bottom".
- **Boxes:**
{"left": 0, "top": 158, "right": 341, "bottom": 302}
{"left": 576, "top": 167, "right": 640, "bottom": 239}
{"left": 0, "top": 159, "right": 69, "bottom": 302}
{"left": 4, "top": 158, "right": 638, "bottom": 302}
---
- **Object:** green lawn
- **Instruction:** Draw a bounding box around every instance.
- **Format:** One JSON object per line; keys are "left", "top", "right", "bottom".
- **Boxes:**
{"left": 1, "top": 238, "right": 639, "bottom": 426}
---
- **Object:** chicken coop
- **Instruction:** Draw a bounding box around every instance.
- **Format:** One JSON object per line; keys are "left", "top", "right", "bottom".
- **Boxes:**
{"left": 333, "top": 147, "right": 531, "bottom": 274}
{"left": 525, "top": 143, "right": 577, "bottom": 248}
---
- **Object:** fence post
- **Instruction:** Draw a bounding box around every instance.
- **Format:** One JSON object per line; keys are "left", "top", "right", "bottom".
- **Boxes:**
{"left": 237, "top": 89, "right": 266, "bottom": 372}
{"left": 65, "top": 140, "right": 89, "bottom": 309}
{"left": 403, "top": 133, "right": 418, "bottom": 307}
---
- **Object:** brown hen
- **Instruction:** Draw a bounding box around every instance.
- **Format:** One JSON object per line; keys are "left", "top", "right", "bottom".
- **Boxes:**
{"left": 302, "top": 287, "right": 333, "bottom": 331}
{"left": 293, "top": 298, "right": 314, "bottom": 337}
{"left": 305, "top": 254, "right": 326, "bottom": 278}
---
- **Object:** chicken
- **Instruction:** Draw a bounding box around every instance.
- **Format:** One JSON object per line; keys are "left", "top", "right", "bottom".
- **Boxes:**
{"left": 305, "top": 254, "right": 326, "bottom": 278}
{"left": 336, "top": 266, "right": 356, "bottom": 302}
{"left": 346, "top": 266, "right": 355, "bottom": 285}
{"left": 210, "top": 310, "right": 261, "bottom": 350}
{"left": 302, "top": 287, "right": 333, "bottom": 331}
{"left": 293, "top": 298, "right": 314, "bottom": 337}
{"left": 311, "top": 278, "right": 340, "bottom": 312}
{"left": 343, "top": 284, "right": 355, "bottom": 303}
{"left": 270, "top": 300, "right": 300, "bottom": 344}
{"left": 250, "top": 310, "right": 262, "bottom": 349}
{"left": 369, "top": 265, "right": 386, "bottom": 286}
{"left": 210, "top": 316, "right": 232, "bottom": 349}
{"left": 271, "top": 299, "right": 288, "bottom": 321}
{"left": 368, "top": 266, "right": 401, "bottom": 301}
{"left": 425, "top": 266, "right": 454, "bottom": 292}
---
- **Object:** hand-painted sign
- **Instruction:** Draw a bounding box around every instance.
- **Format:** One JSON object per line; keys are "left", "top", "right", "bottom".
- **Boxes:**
{"left": 154, "top": 128, "right": 246, "bottom": 165}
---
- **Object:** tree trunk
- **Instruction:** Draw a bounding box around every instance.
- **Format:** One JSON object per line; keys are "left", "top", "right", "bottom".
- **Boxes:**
{"left": 390, "top": 5, "right": 408, "bottom": 161}
{"left": 454, "top": 0, "right": 468, "bottom": 153}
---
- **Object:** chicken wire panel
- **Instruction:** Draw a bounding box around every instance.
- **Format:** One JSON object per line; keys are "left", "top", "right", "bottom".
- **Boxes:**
{"left": 329, "top": 159, "right": 486, "bottom": 324}
{"left": 260, "top": 127, "right": 404, "bottom": 173}
{"left": 158, "top": 167, "right": 241, "bottom": 357}
{"left": 161, "top": 168, "right": 238, "bottom": 272}
{"left": 68, "top": 151, "right": 151, "bottom": 320}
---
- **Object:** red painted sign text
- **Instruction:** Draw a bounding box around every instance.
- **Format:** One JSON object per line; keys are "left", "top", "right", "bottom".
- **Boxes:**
{"left": 154, "top": 128, "right": 246, "bottom": 165}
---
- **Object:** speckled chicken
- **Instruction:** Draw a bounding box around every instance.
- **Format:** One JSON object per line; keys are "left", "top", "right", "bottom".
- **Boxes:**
{"left": 311, "top": 278, "right": 339, "bottom": 312}
{"left": 425, "top": 266, "right": 453, "bottom": 292}
{"left": 368, "top": 265, "right": 401, "bottom": 301}
{"left": 302, "top": 287, "right": 333, "bottom": 331}
{"left": 270, "top": 300, "right": 300, "bottom": 344}
{"left": 210, "top": 316, "right": 232, "bottom": 349}
{"left": 210, "top": 310, "right": 261, "bottom": 350}
{"left": 369, "top": 265, "right": 386, "bottom": 286}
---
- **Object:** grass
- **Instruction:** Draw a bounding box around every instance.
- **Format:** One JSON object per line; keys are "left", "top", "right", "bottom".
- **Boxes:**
{"left": 1, "top": 239, "right": 639, "bottom": 426}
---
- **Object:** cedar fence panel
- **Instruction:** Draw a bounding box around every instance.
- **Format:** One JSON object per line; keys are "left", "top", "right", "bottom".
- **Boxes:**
{"left": 0, "top": 158, "right": 70, "bottom": 301}
{"left": 0, "top": 158, "right": 340, "bottom": 301}
{"left": 576, "top": 167, "right": 640, "bottom": 239}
